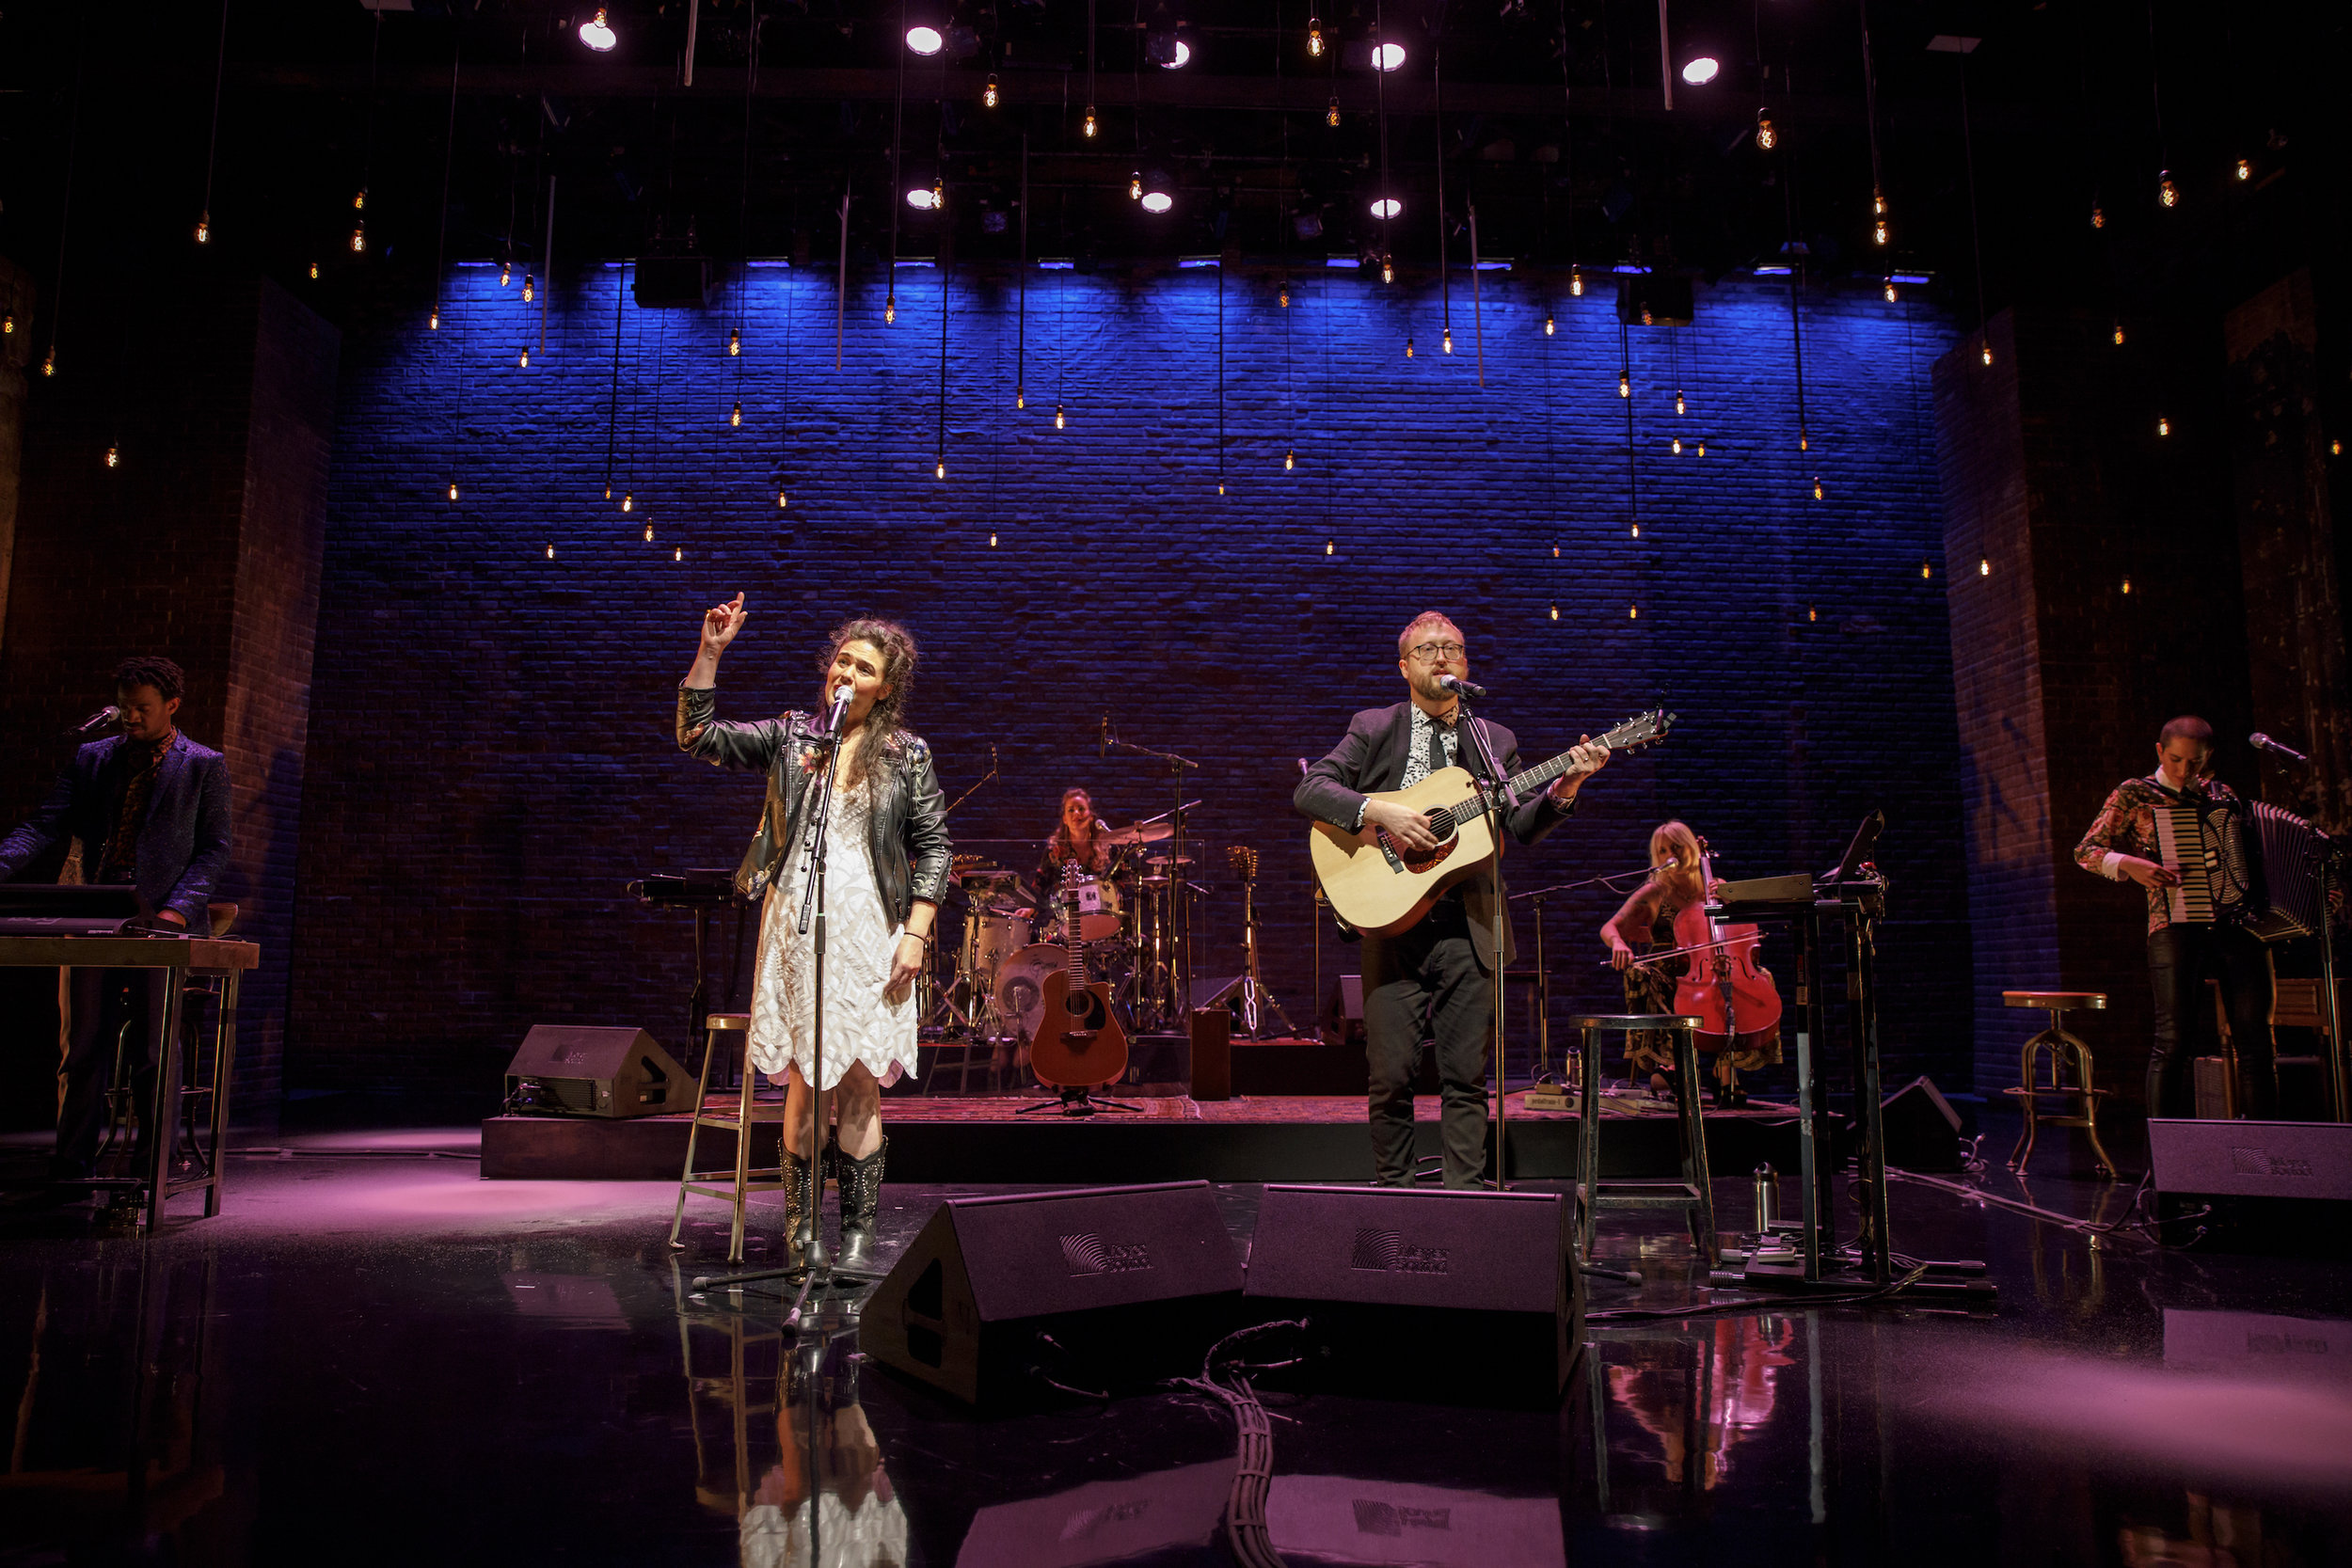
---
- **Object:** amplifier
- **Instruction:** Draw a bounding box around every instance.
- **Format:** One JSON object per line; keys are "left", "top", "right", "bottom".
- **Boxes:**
{"left": 502, "top": 1025, "right": 693, "bottom": 1118}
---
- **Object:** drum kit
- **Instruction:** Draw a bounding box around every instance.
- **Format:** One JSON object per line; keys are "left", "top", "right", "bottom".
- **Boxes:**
{"left": 930, "top": 805, "right": 1234, "bottom": 1056}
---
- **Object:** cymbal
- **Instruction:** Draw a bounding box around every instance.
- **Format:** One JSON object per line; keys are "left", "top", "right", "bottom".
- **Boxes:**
{"left": 953, "top": 864, "right": 1019, "bottom": 882}
{"left": 1136, "top": 875, "right": 1173, "bottom": 888}
{"left": 1098, "top": 820, "right": 1175, "bottom": 847}
{"left": 1144, "top": 853, "right": 1196, "bottom": 869}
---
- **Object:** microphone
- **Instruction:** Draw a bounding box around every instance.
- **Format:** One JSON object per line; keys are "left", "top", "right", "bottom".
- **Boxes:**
{"left": 823, "top": 682, "right": 853, "bottom": 736}
{"left": 2251, "top": 732, "right": 2311, "bottom": 766}
{"left": 1295, "top": 757, "right": 1310, "bottom": 776}
{"left": 1438, "top": 673, "right": 1488, "bottom": 700}
{"left": 65, "top": 705, "right": 120, "bottom": 738}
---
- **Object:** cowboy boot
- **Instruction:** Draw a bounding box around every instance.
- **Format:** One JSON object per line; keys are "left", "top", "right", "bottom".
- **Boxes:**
{"left": 782, "top": 1147, "right": 818, "bottom": 1272}
{"left": 835, "top": 1136, "right": 889, "bottom": 1275}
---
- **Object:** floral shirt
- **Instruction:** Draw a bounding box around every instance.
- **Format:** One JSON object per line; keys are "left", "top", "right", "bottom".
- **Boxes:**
{"left": 2074, "top": 774, "right": 2244, "bottom": 935}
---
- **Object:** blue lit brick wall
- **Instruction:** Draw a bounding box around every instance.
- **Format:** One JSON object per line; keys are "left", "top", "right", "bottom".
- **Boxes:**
{"left": 289, "top": 260, "right": 1968, "bottom": 1100}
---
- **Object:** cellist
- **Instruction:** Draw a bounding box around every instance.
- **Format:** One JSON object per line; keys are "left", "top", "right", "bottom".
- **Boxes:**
{"left": 1600, "top": 820, "right": 1784, "bottom": 1107}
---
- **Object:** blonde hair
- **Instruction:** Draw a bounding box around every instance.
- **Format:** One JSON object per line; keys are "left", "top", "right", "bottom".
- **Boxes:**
{"left": 1396, "top": 612, "right": 1463, "bottom": 660}
{"left": 1648, "top": 820, "right": 1705, "bottom": 906}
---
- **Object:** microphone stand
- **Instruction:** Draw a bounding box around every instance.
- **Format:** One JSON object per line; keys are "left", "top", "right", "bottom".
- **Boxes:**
{"left": 1107, "top": 726, "right": 1200, "bottom": 1024}
{"left": 2260, "top": 739, "right": 2348, "bottom": 1120}
{"left": 695, "top": 689, "right": 875, "bottom": 1324}
{"left": 1454, "top": 701, "right": 1518, "bottom": 1190}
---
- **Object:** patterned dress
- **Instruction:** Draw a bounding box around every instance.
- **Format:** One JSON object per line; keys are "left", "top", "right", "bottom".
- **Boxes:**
{"left": 748, "top": 780, "right": 917, "bottom": 1090}
{"left": 1622, "top": 900, "right": 1785, "bottom": 1075}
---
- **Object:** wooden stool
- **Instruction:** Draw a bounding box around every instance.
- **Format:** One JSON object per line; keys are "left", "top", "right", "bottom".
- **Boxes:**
{"left": 2000, "top": 990, "right": 2115, "bottom": 1178}
{"left": 1572, "top": 1014, "right": 1718, "bottom": 1268}
{"left": 668, "top": 1013, "right": 788, "bottom": 1263}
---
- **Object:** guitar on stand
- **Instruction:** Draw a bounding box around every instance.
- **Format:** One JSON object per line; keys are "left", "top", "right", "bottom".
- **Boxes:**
{"left": 1227, "top": 845, "right": 1295, "bottom": 1038}
{"left": 1310, "top": 710, "right": 1676, "bottom": 935}
{"left": 1021, "top": 863, "right": 1138, "bottom": 1117}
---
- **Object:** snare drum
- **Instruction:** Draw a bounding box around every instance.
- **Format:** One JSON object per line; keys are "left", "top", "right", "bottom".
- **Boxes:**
{"left": 1052, "top": 874, "right": 1125, "bottom": 944}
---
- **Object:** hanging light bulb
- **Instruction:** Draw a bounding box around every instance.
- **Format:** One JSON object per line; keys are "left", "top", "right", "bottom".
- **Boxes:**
{"left": 1016, "top": 386, "right": 1025, "bottom": 410}
{"left": 990, "top": 531, "right": 999, "bottom": 546}
{"left": 932, "top": 176, "right": 946, "bottom": 211}
{"left": 1380, "top": 256, "right": 1394, "bottom": 285}
{"left": 354, "top": 188, "right": 366, "bottom": 213}
{"left": 984, "top": 73, "right": 1000, "bottom": 109}
{"left": 606, "top": 483, "right": 612, "bottom": 499}
{"left": 1569, "top": 272, "right": 1584, "bottom": 297}
{"left": 2235, "top": 157, "right": 2252, "bottom": 182}
{"left": 523, "top": 273, "right": 535, "bottom": 303}
{"left": 1872, "top": 189, "right": 1888, "bottom": 246}
{"left": 1552, "top": 546, "right": 1560, "bottom": 558}
{"left": 500, "top": 261, "right": 512, "bottom": 287}
{"left": 1083, "top": 105, "right": 1099, "bottom": 137}
{"left": 309, "top": 262, "right": 319, "bottom": 280}
{"left": 429, "top": 306, "right": 440, "bottom": 329}
{"left": 1884, "top": 281, "right": 1899, "bottom": 304}
{"left": 1629, "top": 521, "right": 1641, "bottom": 538}
{"left": 1675, "top": 389, "right": 1686, "bottom": 417}
{"left": 1756, "top": 108, "right": 1776, "bottom": 150}
{"left": 448, "top": 481, "right": 459, "bottom": 501}
{"left": 1285, "top": 449, "right": 1296, "bottom": 471}
{"left": 1441, "top": 327, "right": 1453, "bottom": 354}
{"left": 2090, "top": 201, "right": 2106, "bottom": 230}
{"left": 1056, "top": 404, "right": 1066, "bottom": 430}
{"left": 1550, "top": 603, "right": 1560, "bottom": 621}
{"left": 1695, "top": 437, "right": 1706, "bottom": 456}
{"left": 885, "top": 294, "right": 897, "bottom": 325}
{"left": 1920, "top": 561, "right": 1931, "bottom": 579}
{"left": 517, "top": 345, "right": 530, "bottom": 368}
{"left": 2122, "top": 576, "right": 2133, "bottom": 594}
{"left": 2113, "top": 323, "right": 2126, "bottom": 346}
{"left": 730, "top": 402, "right": 743, "bottom": 428}
{"left": 1405, "top": 336, "right": 1414, "bottom": 358}
{"left": 728, "top": 327, "right": 741, "bottom": 356}
{"left": 936, "top": 459, "right": 946, "bottom": 479}
{"left": 778, "top": 488, "right": 789, "bottom": 507}
{"left": 103, "top": 444, "right": 119, "bottom": 468}
{"left": 644, "top": 521, "right": 655, "bottom": 542}
{"left": 1808, "top": 606, "right": 1818, "bottom": 621}
{"left": 1279, "top": 284, "right": 1290, "bottom": 308}
{"left": 1618, "top": 370, "right": 1629, "bottom": 398}
{"left": 2, "top": 313, "right": 11, "bottom": 334}
{"left": 1980, "top": 344, "right": 1994, "bottom": 367}
{"left": 621, "top": 493, "right": 633, "bottom": 512}
{"left": 1307, "top": 12, "right": 1324, "bottom": 55}
{"left": 39, "top": 348, "right": 52, "bottom": 376}
{"left": 1544, "top": 314, "right": 1555, "bottom": 337}
{"left": 1326, "top": 540, "right": 1335, "bottom": 556}
{"left": 1130, "top": 170, "right": 1143, "bottom": 201}
{"left": 1218, "top": 483, "right": 1226, "bottom": 495}
{"left": 1671, "top": 436, "right": 1682, "bottom": 455}
{"left": 1812, "top": 476, "right": 1823, "bottom": 499}
{"left": 1327, "top": 97, "right": 1341, "bottom": 128}
{"left": 195, "top": 213, "right": 211, "bottom": 245}
{"left": 675, "top": 546, "right": 682, "bottom": 562}
{"left": 2158, "top": 170, "right": 2179, "bottom": 208}
{"left": 350, "top": 222, "right": 366, "bottom": 254}
{"left": 1979, "top": 557, "right": 1991, "bottom": 577}
{"left": 1629, "top": 604, "right": 1639, "bottom": 620}
{"left": 2156, "top": 415, "right": 2170, "bottom": 437}
{"left": 1800, "top": 429, "right": 1809, "bottom": 451}
{"left": 547, "top": 544, "right": 556, "bottom": 559}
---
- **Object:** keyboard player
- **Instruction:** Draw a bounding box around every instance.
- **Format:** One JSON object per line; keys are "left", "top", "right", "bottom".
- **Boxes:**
{"left": 2074, "top": 715, "right": 2277, "bottom": 1119}
{"left": 0, "top": 657, "right": 231, "bottom": 1197}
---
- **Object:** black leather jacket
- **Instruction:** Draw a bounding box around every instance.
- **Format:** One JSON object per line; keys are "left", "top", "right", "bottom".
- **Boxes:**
{"left": 675, "top": 685, "right": 952, "bottom": 922}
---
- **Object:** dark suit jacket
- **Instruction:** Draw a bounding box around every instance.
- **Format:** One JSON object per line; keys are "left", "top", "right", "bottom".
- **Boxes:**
{"left": 1294, "top": 701, "right": 1574, "bottom": 974}
{"left": 0, "top": 734, "right": 233, "bottom": 927}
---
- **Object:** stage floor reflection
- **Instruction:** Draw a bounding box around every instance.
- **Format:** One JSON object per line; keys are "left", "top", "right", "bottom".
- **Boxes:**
{"left": 1, "top": 1120, "right": 2347, "bottom": 1566}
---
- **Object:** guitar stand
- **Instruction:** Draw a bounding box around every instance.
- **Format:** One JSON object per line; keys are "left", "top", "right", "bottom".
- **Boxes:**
{"left": 1016, "top": 1085, "right": 1142, "bottom": 1117}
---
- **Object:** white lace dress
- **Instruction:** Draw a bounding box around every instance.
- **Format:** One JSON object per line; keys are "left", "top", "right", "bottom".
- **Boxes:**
{"left": 748, "top": 781, "right": 917, "bottom": 1090}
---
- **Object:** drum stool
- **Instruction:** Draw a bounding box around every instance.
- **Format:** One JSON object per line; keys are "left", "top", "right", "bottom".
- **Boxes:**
{"left": 669, "top": 1012, "right": 788, "bottom": 1263}
{"left": 2000, "top": 990, "right": 2115, "bottom": 1178}
{"left": 1572, "top": 1014, "right": 1718, "bottom": 1269}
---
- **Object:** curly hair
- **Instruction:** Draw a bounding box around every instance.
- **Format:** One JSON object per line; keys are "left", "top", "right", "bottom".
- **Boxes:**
{"left": 113, "top": 656, "right": 185, "bottom": 704}
{"left": 1050, "top": 787, "right": 1109, "bottom": 870}
{"left": 817, "top": 617, "right": 919, "bottom": 790}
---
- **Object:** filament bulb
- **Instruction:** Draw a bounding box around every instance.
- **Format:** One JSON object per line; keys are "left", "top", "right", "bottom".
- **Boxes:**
{"left": 2113, "top": 324, "right": 2126, "bottom": 346}
{"left": 1405, "top": 337, "right": 1414, "bottom": 358}
{"left": 885, "top": 296, "right": 897, "bottom": 326}
{"left": 621, "top": 493, "right": 633, "bottom": 512}
{"left": 1675, "top": 389, "right": 1686, "bottom": 417}
{"left": 1326, "top": 540, "right": 1335, "bottom": 556}
{"left": 1285, "top": 449, "right": 1295, "bottom": 471}
{"left": 1979, "top": 557, "right": 1990, "bottom": 577}
{"left": 1629, "top": 604, "right": 1639, "bottom": 620}
{"left": 644, "top": 522, "right": 654, "bottom": 542}
{"left": 1884, "top": 282, "right": 1898, "bottom": 304}
{"left": 1327, "top": 97, "right": 1341, "bottom": 128}
{"left": 40, "top": 350, "right": 54, "bottom": 378}
{"left": 1441, "top": 327, "right": 1453, "bottom": 354}
{"left": 1279, "top": 285, "right": 1290, "bottom": 308}
{"left": 195, "top": 214, "right": 211, "bottom": 244}
{"left": 936, "top": 459, "right": 946, "bottom": 479}
{"left": 1630, "top": 521, "right": 1641, "bottom": 538}
{"left": 1980, "top": 344, "right": 1994, "bottom": 367}
{"left": 1809, "top": 606, "right": 1819, "bottom": 621}
{"left": 1380, "top": 257, "right": 1394, "bottom": 284}
{"left": 517, "top": 346, "right": 530, "bottom": 368}
{"left": 1920, "top": 561, "right": 1931, "bottom": 579}
{"left": 309, "top": 262, "right": 319, "bottom": 280}
{"left": 728, "top": 328, "right": 741, "bottom": 356}
{"left": 990, "top": 531, "right": 999, "bottom": 546}
{"left": 500, "top": 261, "right": 511, "bottom": 287}
{"left": 429, "top": 307, "right": 440, "bottom": 329}
{"left": 523, "top": 273, "right": 535, "bottom": 303}
{"left": 1130, "top": 171, "right": 1143, "bottom": 201}
{"left": 1308, "top": 19, "right": 1324, "bottom": 55}
{"left": 674, "top": 546, "right": 682, "bottom": 562}
{"left": 1056, "top": 404, "right": 1066, "bottom": 430}
{"left": 354, "top": 188, "right": 366, "bottom": 212}
{"left": 2122, "top": 576, "right": 2132, "bottom": 594}
{"left": 547, "top": 544, "right": 556, "bottom": 559}
{"left": 2156, "top": 415, "right": 2170, "bottom": 437}
{"left": 350, "top": 223, "right": 367, "bottom": 254}
{"left": 1544, "top": 314, "right": 1555, "bottom": 337}
{"left": 103, "top": 445, "right": 119, "bottom": 468}
{"left": 778, "top": 489, "right": 789, "bottom": 507}
{"left": 2158, "top": 170, "right": 2178, "bottom": 208}
{"left": 1756, "top": 110, "right": 1776, "bottom": 150}
{"left": 2090, "top": 202, "right": 2106, "bottom": 230}
{"left": 1695, "top": 439, "right": 1705, "bottom": 456}
{"left": 448, "top": 482, "right": 459, "bottom": 501}
{"left": 1800, "top": 430, "right": 1810, "bottom": 451}
{"left": 2235, "top": 158, "right": 2252, "bottom": 182}
{"left": 984, "top": 73, "right": 1000, "bottom": 109}
{"left": 1813, "top": 476, "right": 1824, "bottom": 499}
{"left": 1569, "top": 273, "right": 1584, "bottom": 297}
{"left": 1016, "top": 387, "right": 1026, "bottom": 409}
{"left": 1549, "top": 603, "right": 1560, "bottom": 621}
{"left": 1872, "top": 219, "right": 1888, "bottom": 247}
{"left": 730, "top": 402, "right": 742, "bottom": 428}
{"left": 1, "top": 314, "right": 11, "bottom": 334}
{"left": 1618, "top": 370, "right": 1630, "bottom": 398}
{"left": 1672, "top": 436, "right": 1682, "bottom": 455}
{"left": 932, "top": 177, "right": 946, "bottom": 210}
{"left": 1083, "top": 106, "right": 1098, "bottom": 138}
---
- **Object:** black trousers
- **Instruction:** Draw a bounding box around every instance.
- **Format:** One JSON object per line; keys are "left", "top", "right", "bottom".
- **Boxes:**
{"left": 2147, "top": 923, "right": 2277, "bottom": 1120}
{"left": 56, "top": 967, "right": 173, "bottom": 1181}
{"left": 1362, "top": 901, "right": 1494, "bottom": 1188}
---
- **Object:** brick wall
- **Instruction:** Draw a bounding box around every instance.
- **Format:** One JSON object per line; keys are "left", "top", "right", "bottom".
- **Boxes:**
{"left": 1936, "top": 307, "right": 2252, "bottom": 1101}
{"left": 0, "top": 276, "right": 339, "bottom": 1128}
{"left": 285, "top": 260, "right": 1969, "bottom": 1103}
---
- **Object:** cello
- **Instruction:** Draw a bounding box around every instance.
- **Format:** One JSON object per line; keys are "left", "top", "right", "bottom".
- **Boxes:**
{"left": 1668, "top": 838, "right": 1783, "bottom": 1052}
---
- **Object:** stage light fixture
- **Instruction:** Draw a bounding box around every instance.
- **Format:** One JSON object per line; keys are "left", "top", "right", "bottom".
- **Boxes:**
{"left": 906, "top": 24, "right": 945, "bottom": 55}
{"left": 1140, "top": 172, "right": 1173, "bottom": 214}
{"left": 1373, "top": 40, "right": 1406, "bottom": 71}
{"left": 196, "top": 213, "right": 211, "bottom": 244}
{"left": 1680, "top": 55, "right": 1719, "bottom": 86}
{"left": 984, "top": 73, "right": 999, "bottom": 108}
{"left": 907, "top": 187, "right": 936, "bottom": 211}
{"left": 1369, "top": 197, "right": 1401, "bottom": 219}
{"left": 1147, "top": 24, "right": 1192, "bottom": 68}
{"left": 580, "top": 8, "right": 617, "bottom": 50}
{"left": 1756, "top": 109, "right": 1775, "bottom": 150}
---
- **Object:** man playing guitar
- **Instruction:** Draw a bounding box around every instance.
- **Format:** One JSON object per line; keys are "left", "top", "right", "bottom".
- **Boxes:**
{"left": 1294, "top": 613, "right": 1611, "bottom": 1186}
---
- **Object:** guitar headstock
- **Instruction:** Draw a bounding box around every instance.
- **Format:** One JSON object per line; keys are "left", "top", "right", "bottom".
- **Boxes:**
{"left": 1598, "top": 708, "right": 1676, "bottom": 753}
{"left": 1226, "top": 845, "right": 1260, "bottom": 879}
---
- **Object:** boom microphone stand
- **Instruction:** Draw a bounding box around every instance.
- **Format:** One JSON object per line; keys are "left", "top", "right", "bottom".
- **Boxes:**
{"left": 695, "top": 684, "right": 875, "bottom": 1326}
{"left": 1454, "top": 697, "right": 1520, "bottom": 1191}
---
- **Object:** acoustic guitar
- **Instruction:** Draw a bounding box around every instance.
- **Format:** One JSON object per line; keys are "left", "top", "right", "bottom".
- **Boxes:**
{"left": 1309, "top": 708, "right": 1675, "bottom": 936}
{"left": 1029, "top": 863, "right": 1132, "bottom": 1087}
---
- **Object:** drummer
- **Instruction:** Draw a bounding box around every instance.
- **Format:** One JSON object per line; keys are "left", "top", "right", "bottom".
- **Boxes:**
{"left": 1033, "top": 787, "right": 1117, "bottom": 905}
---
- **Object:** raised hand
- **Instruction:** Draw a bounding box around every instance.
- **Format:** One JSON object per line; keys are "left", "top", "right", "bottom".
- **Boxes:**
{"left": 701, "top": 593, "right": 749, "bottom": 653}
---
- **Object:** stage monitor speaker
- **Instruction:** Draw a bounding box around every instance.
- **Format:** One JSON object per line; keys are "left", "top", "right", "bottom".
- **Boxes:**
{"left": 861, "top": 1180, "right": 1247, "bottom": 1406}
{"left": 1879, "top": 1076, "right": 1963, "bottom": 1171}
{"left": 502, "top": 1025, "right": 693, "bottom": 1118}
{"left": 2149, "top": 1117, "right": 2352, "bottom": 1202}
{"left": 1244, "top": 1184, "right": 1581, "bottom": 1406}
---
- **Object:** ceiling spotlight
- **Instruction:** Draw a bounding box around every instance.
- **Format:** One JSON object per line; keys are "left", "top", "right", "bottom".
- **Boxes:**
{"left": 1373, "top": 40, "right": 1406, "bottom": 71}
{"left": 1680, "top": 55, "right": 1720, "bottom": 86}
{"left": 1369, "top": 197, "right": 1402, "bottom": 219}
{"left": 1147, "top": 25, "right": 1192, "bottom": 68}
{"left": 1141, "top": 189, "right": 1174, "bottom": 214}
{"left": 580, "top": 8, "right": 617, "bottom": 51}
{"left": 906, "top": 24, "right": 945, "bottom": 55}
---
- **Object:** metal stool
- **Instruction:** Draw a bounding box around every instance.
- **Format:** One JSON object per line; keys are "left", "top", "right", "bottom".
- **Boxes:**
{"left": 668, "top": 1012, "right": 787, "bottom": 1263}
{"left": 1572, "top": 1014, "right": 1718, "bottom": 1268}
{"left": 2000, "top": 990, "right": 2115, "bottom": 1178}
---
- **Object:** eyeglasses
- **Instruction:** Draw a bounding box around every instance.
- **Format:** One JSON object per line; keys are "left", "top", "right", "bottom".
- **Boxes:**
{"left": 1406, "top": 641, "right": 1468, "bottom": 662}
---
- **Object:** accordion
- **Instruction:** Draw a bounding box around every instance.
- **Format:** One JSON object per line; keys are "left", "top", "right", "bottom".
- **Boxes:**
{"left": 2153, "top": 795, "right": 2329, "bottom": 942}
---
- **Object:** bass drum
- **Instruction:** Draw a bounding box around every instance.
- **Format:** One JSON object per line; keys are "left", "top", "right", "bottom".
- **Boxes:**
{"left": 993, "top": 943, "right": 1067, "bottom": 1042}
{"left": 961, "top": 909, "right": 1032, "bottom": 981}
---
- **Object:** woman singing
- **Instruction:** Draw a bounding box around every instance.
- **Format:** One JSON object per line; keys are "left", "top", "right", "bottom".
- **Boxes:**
{"left": 677, "top": 594, "right": 950, "bottom": 1272}
{"left": 1600, "top": 820, "right": 1782, "bottom": 1107}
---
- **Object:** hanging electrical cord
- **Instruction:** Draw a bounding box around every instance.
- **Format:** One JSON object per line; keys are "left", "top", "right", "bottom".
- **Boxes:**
{"left": 1374, "top": 0, "right": 1392, "bottom": 278}
{"left": 42, "top": 28, "right": 84, "bottom": 376}
{"left": 1858, "top": 0, "right": 1887, "bottom": 246}
{"left": 1958, "top": 51, "right": 1990, "bottom": 358}
{"left": 887, "top": 2, "right": 907, "bottom": 324}
{"left": 1434, "top": 40, "right": 1448, "bottom": 349}
{"left": 429, "top": 37, "right": 460, "bottom": 325}
{"left": 604, "top": 259, "right": 624, "bottom": 499}
{"left": 195, "top": 0, "right": 231, "bottom": 242}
